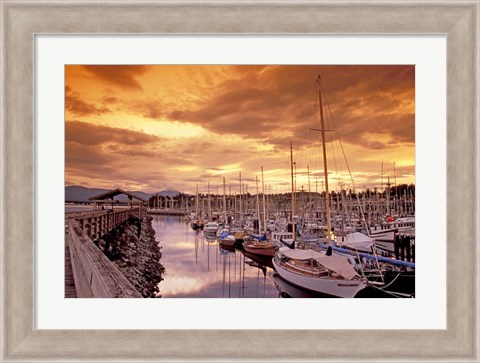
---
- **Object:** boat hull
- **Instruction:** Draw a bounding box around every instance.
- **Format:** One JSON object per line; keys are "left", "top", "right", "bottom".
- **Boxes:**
{"left": 373, "top": 240, "right": 395, "bottom": 254}
{"left": 272, "top": 259, "right": 366, "bottom": 298}
{"left": 369, "top": 229, "right": 396, "bottom": 239}
{"left": 219, "top": 238, "right": 236, "bottom": 247}
{"left": 191, "top": 222, "right": 204, "bottom": 230}
{"left": 242, "top": 243, "right": 275, "bottom": 257}
{"left": 203, "top": 229, "right": 218, "bottom": 238}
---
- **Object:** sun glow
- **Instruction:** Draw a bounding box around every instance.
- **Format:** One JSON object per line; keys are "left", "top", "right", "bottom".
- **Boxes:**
{"left": 65, "top": 65, "right": 415, "bottom": 192}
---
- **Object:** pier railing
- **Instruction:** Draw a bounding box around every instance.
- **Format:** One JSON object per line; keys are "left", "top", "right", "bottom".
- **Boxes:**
{"left": 66, "top": 220, "right": 142, "bottom": 297}
{"left": 65, "top": 207, "right": 144, "bottom": 298}
{"left": 66, "top": 207, "right": 144, "bottom": 240}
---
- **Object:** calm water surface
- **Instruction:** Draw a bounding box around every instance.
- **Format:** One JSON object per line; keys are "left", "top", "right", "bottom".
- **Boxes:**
{"left": 65, "top": 207, "right": 319, "bottom": 298}
{"left": 151, "top": 215, "right": 282, "bottom": 298}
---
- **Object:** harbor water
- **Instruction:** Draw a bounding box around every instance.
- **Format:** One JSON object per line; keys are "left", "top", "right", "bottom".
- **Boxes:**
{"left": 151, "top": 215, "right": 280, "bottom": 298}
{"left": 65, "top": 207, "right": 408, "bottom": 298}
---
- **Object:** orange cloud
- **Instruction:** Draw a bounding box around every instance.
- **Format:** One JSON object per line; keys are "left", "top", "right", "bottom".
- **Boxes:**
{"left": 65, "top": 65, "right": 415, "bottom": 193}
{"left": 81, "top": 65, "right": 152, "bottom": 90}
{"left": 66, "top": 121, "right": 160, "bottom": 145}
{"left": 65, "top": 86, "right": 110, "bottom": 116}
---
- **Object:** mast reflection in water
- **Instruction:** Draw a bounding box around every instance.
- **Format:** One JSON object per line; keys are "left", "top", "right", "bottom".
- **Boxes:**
{"left": 152, "top": 215, "right": 282, "bottom": 298}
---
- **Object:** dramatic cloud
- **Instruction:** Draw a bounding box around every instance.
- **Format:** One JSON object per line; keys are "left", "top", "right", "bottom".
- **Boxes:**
{"left": 66, "top": 121, "right": 160, "bottom": 146}
{"left": 160, "top": 65, "right": 415, "bottom": 151}
{"left": 81, "top": 65, "right": 152, "bottom": 91}
{"left": 65, "top": 86, "right": 110, "bottom": 116}
{"left": 65, "top": 65, "right": 415, "bottom": 193}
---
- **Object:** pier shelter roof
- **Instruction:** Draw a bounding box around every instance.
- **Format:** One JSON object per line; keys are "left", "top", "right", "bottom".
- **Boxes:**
{"left": 88, "top": 188, "right": 147, "bottom": 203}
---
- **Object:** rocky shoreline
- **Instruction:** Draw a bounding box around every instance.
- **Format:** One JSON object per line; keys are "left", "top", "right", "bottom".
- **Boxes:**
{"left": 95, "top": 215, "right": 165, "bottom": 297}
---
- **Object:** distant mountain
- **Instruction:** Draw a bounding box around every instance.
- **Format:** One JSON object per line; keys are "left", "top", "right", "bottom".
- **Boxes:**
{"left": 65, "top": 186, "right": 109, "bottom": 202}
{"left": 158, "top": 190, "right": 180, "bottom": 198}
{"left": 65, "top": 186, "right": 153, "bottom": 202}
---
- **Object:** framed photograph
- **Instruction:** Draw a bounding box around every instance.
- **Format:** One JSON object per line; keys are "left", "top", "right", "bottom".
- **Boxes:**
{"left": 1, "top": 1, "right": 478, "bottom": 362}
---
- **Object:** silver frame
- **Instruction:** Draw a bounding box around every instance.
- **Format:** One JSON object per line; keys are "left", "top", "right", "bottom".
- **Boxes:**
{"left": 1, "top": 1, "right": 478, "bottom": 362}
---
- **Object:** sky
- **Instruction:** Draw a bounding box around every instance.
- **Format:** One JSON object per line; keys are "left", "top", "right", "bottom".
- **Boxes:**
{"left": 65, "top": 65, "right": 415, "bottom": 195}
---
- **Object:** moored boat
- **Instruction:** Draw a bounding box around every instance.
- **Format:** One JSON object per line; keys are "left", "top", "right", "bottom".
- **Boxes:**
{"left": 203, "top": 221, "right": 219, "bottom": 236}
{"left": 242, "top": 236, "right": 276, "bottom": 257}
{"left": 272, "top": 75, "right": 369, "bottom": 298}
{"left": 271, "top": 231, "right": 294, "bottom": 246}
{"left": 273, "top": 247, "right": 367, "bottom": 298}
{"left": 218, "top": 230, "right": 236, "bottom": 248}
{"left": 191, "top": 220, "right": 204, "bottom": 230}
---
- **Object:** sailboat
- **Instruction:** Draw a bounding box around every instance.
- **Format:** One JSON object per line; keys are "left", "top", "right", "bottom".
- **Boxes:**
{"left": 203, "top": 182, "right": 219, "bottom": 237}
{"left": 242, "top": 171, "right": 276, "bottom": 257}
{"left": 190, "top": 185, "right": 204, "bottom": 230}
{"left": 272, "top": 75, "right": 368, "bottom": 298}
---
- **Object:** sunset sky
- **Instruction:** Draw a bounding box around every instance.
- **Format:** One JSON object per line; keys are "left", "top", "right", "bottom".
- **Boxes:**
{"left": 65, "top": 65, "right": 415, "bottom": 195}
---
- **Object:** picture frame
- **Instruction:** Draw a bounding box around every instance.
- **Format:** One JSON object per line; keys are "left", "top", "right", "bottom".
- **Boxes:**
{"left": 1, "top": 1, "right": 478, "bottom": 361}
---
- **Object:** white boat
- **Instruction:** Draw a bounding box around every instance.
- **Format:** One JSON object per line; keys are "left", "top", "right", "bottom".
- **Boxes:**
{"left": 271, "top": 231, "right": 294, "bottom": 246}
{"left": 299, "top": 222, "right": 328, "bottom": 243}
{"left": 370, "top": 217, "right": 415, "bottom": 238}
{"left": 371, "top": 238, "right": 396, "bottom": 255}
{"left": 369, "top": 220, "right": 414, "bottom": 255}
{"left": 336, "top": 232, "right": 375, "bottom": 253}
{"left": 203, "top": 222, "right": 219, "bottom": 236}
{"left": 273, "top": 247, "right": 367, "bottom": 298}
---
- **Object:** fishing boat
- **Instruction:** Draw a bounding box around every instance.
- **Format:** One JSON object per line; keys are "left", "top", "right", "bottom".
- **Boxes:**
{"left": 272, "top": 75, "right": 368, "bottom": 297}
{"left": 367, "top": 216, "right": 415, "bottom": 255}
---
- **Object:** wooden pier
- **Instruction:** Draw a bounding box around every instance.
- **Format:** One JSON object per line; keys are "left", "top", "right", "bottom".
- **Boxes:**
{"left": 65, "top": 188, "right": 148, "bottom": 298}
{"left": 64, "top": 233, "right": 77, "bottom": 298}
{"left": 66, "top": 208, "right": 143, "bottom": 241}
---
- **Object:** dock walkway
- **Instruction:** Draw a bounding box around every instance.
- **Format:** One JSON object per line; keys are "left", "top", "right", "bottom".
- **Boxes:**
{"left": 65, "top": 231, "right": 77, "bottom": 297}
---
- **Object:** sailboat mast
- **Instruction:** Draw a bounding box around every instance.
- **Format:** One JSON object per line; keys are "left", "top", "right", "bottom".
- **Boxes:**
{"left": 307, "top": 164, "right": 311, "bottom": 212}
{"left": 208, "top": 182, "right": 211, "bottom": 220}
{"left": 393, "top": 162, "right": 397, "bottom": 214}
{"left": 239, "top": 172, "right": 243, "bottom": 226}
{"left": 255, "top": 175, "right": 260, "bottom": 233}
{"left": 223, "top": 177, "right": 227, "bottom": 224}
{"left": 261, "top": 166, "right": 266, "bottom": 235}
{"left": 317, "top": 74, "right": 332, "bottom": 244}
{"left": 290, "top": 141, "right": 296, "bottom": 239}
{"left": 195, "top": 184, "right": 199, "bottom": 217}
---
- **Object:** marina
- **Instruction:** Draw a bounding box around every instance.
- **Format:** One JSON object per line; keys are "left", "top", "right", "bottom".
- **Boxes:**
{"left": 64, "top": 65, "right": 415, "bottom": 298}
{"left": 65, "top": 196, "right": 415, "bottom": 298}
{"left": 150, "top": 215, "right": 278, "bottom": 298}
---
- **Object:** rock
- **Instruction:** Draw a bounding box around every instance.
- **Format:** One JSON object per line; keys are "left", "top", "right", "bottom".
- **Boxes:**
{"left": 99, "top": 216, "right": 165, "bottom": 297}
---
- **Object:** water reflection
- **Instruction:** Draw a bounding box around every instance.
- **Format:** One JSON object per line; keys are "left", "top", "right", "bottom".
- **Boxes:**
{"left": 151, "top": 215, "right": 280, "bottom": 298}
